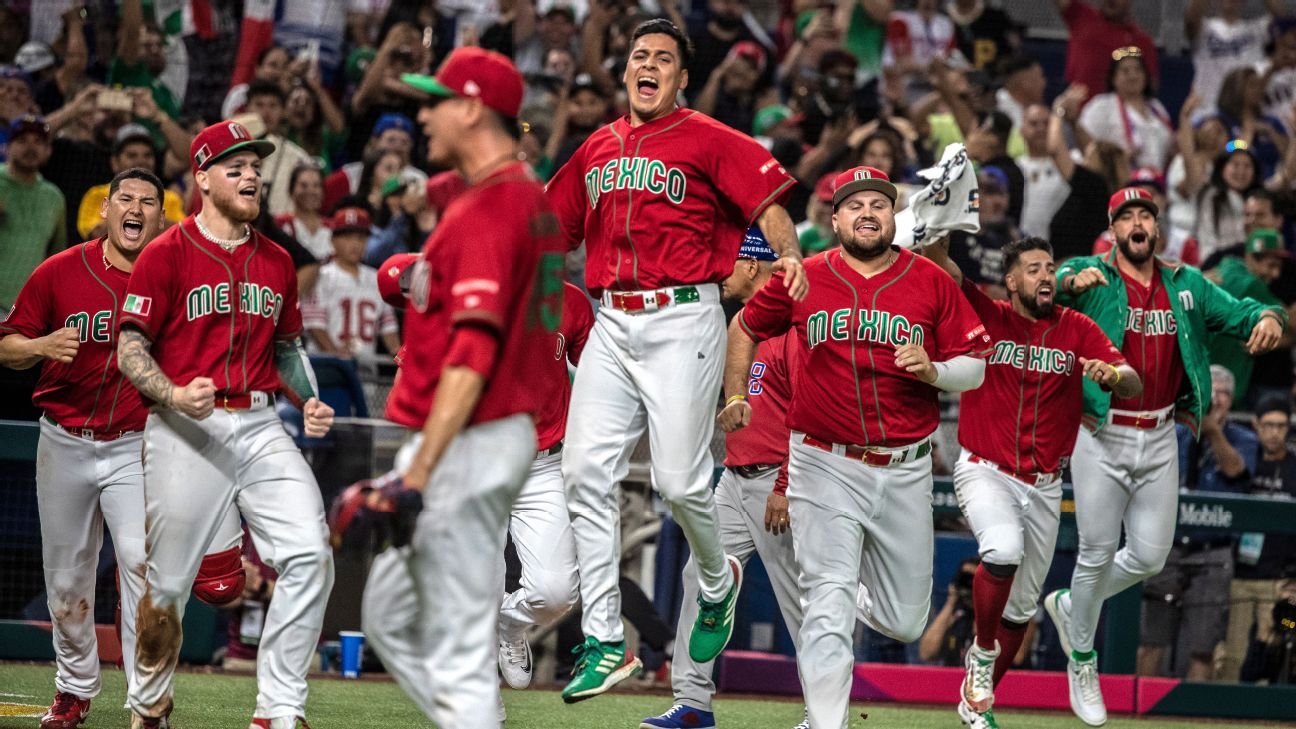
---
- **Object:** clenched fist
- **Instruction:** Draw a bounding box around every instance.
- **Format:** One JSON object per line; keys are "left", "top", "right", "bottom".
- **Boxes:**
{"left": 172, "top": 377, "right": 216, "bottom": 419}
{"left": 39, "top": 326, "right": 81, "bottom": 364}
{"left": 1064, "top": 267, "right": 1108, "bottom": 295}
{"left": 895, "top": 343, "right": 936, "bottom": 384}
{"left": 304, "top": 397, "right": 335, "bottom": 437}
{"left": 717, "top": 399, "right": 752, "bottom": 433}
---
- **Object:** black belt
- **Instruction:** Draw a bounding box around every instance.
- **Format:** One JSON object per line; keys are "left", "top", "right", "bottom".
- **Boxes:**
{"left": 536, "top": 442, "right": 564, "bottom": 459}
{"left": 729, "top": 463, "right": 780, "bottom": 479}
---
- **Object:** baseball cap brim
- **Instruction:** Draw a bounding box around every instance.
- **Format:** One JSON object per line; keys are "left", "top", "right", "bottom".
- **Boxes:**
{"left": 1109, "top": 198, "right": 1158, "bottom": 222}
{"left": 401, "top": 73, "right": 457, "bottom": 99}
{"left": 833, "top": 179, "right": 898, "bottom": 209}
{"left": 202, "top": 139, "right": 277, "bottom": 170}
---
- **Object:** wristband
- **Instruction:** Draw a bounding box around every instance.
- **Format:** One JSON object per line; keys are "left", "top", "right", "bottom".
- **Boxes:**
{"left": 725, "top": 394, "right": 747, "bottom": 406}
{"left": 1108, "top": 363, "right": 1121, "bottom": 384}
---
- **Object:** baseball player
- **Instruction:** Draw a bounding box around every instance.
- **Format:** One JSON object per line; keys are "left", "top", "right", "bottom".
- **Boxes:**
{"left": 545, "top": 19, "right": 807, "bottom": 702}
{"left": 116, "top": 121, "right": 336, "bottom": 729}
{"left": 1044, "top": 188, "right": 1285, "bottom": 727}
{"left": 724, "top": 167, "right": 993, "bottom": 729}
{"left": 359, "top": 48, "right": 566, "bottom": 729}
{"left": 923, "top": 236, "right": 1140, "bottom": 729}
{"left": 0, "top": 168, "right": 247, "bottom": 729}
{"left": 643, "top": 228, "right": 809, "bottom": 729}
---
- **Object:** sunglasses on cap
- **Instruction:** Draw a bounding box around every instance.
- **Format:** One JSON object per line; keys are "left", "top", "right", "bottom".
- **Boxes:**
{"left": 1111, "top": 46, "right": 1143, "bottom": 61}
{"left": 1225, "top": 138, "right": 1250, "bottom": 154}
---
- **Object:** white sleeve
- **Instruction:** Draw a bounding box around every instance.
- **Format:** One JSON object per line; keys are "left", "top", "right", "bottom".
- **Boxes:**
{"left": 929, "top": 354, "right": 986, "bottom": 393}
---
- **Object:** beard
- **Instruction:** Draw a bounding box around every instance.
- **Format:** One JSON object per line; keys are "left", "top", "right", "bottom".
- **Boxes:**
{"left": 837, "top": 218, "right": 895, "bottom": 260}
{"left": 1018, "top": 290, "right": 1055, "bottom": 319}
{"left": 1115, "top": 228, "right": 1157, "bottom": 264}
{"left": 209, "top": 182, "right": 261, "bottom": 224}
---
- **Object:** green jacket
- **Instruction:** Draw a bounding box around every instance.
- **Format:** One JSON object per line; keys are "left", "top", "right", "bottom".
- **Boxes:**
{"left": 1057, "top": 248, "right": 1285, "bottom": 435}
{"left": 1207, "top": 256, "right": 1282, "bottom": 402}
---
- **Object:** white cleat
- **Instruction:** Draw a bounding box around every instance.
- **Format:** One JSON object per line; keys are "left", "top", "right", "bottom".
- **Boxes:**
{"left": 790, "top": 706, "right": 810, "bottom": 729}
{"left": 1043, "top": 589, "right": 1073, "bottom": 657}
{"left": 498, "top": 633, "right": 533, "bottom": 690}
{"left": 1067, "top": 653, "right": 1107, "bottom": 727}
{"left": 958, "top": 698, "right": 1001, "bottom": 728}
{"left": 961, "top": 641, "right": 999, "bottom": 713}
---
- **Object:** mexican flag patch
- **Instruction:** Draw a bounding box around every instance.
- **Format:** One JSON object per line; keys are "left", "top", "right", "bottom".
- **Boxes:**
{"left": 123, "top": 295, "right": 152, "bottom": 316}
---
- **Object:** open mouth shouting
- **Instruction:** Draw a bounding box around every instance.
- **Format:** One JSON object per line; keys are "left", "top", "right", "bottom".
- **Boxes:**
{"left": 238, "top": 182, "right": 259, "bottom": 202}
{"left": 121, "top": 218, "right": 145, "bottom": 242}
{"left": 1129, "top": 229, "right": 1149, "bottom": 245}
{"left": 1035, "top": 282, "right": 1054, "bottom": 306}
{"left": 855, "top": 217, "right": 881, "bottom": 235}
{"left": 636, "top": 76, "right": 660, "bottom": 99}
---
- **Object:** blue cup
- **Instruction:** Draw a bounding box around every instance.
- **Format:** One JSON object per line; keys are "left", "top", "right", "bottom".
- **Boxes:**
{"left": 339, "top": 631, "right": 365, "bottom": 678}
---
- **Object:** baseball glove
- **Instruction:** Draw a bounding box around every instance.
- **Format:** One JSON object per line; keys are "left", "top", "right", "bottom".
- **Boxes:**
{"left": 327, "top": 473, "right": 425, "bottom": 552}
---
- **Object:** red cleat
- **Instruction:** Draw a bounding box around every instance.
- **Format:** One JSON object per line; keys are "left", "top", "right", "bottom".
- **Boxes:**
{"left": 41, "top": 692, "right": 90, "bottom": 729}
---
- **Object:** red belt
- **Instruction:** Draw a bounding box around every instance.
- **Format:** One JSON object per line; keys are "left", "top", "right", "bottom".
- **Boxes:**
{"left": 43, "top": 415, "right": 136, "bottom": 442}
{"left": 801, "top": 434, "right": 931, "bottom": 467}
{"left": 218, "top": 391, "right": 274, "bottom": 411}
{"left": 603, "top": 285, "right": 700, "bottom": 314}
{"left": 968, "top": 454, "right": 1060, "bottom": 487}
{"left": 1109, "top": 412, "right": 1171, "bottom": 430}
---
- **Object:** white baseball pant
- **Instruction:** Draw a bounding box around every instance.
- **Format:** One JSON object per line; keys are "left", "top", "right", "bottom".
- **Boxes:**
{"left": 129, "top": 406, "right": 334, "bottom": 722}
{"left": 952, "top": 450, "right": 1063, "bottom": 623}
{"left": 789, "top": 433, "right": 934, "bottom": 729}
{"left": 363, "top": 415, "right": 535, "bottom": 729}
{"left": 495, "top": 450, "right": 580, "bottom": 639}
{"left": 673, "top": 466, "right": 803, "bottom": 711}
{"left": 1067, "top": 409, "right": 1179, "bottom": 654}
{"left": 564, "top": 285, "right": 732, "bottom": 643}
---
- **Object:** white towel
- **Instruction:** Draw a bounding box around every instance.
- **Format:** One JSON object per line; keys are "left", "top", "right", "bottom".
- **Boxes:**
{"left": 893, "top": 143, "right": 981, "bottom": 250}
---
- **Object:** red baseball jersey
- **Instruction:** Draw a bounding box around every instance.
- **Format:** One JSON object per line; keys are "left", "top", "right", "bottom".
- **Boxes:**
{"left": 0, "top": 239, "right": 148, "bottom": 433}
{"left": 119, "top": 218, "right": 303, "bottom": 399}
{"left": 385, "top": 162, "right": 566, "bottom": 431}
{"left": 726, "top": 332, "right": 799, "bottom": 468}
{"left": 546, "top": 108, "right": 796, "bottom": 296}
{"left": 739, "top": 248, "right": 993, "bottom": 448}
{"left": 534, "top": 283, "right": 595, "bottom": 451}
{"left": 1110, "top": 269, "right": 1183, "bottom": 412}
{"left": 957, "top": 279, "right": 1127, "bottom": 476}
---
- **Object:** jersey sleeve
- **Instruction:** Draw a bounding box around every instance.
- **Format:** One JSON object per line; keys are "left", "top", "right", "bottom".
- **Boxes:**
{"left": 704, "top": 120, "right": 796, "bottom": 225}
{"left": 561, "top": 282, "right": 595, "bottom": 365}
{"left": 545, "top": 142, "right": 590, "bottom": 251}
{"left": 932, "top": 271, "right": 993, "bottom": 360}
{"left": 959, "top": 276, "right": 1005, "bottom": 324}
{"left": 119, "top": 241, "right": 176, "bottom": 339}
{"left": 0, "top": 256, "right": 57, "bottom": 339}
{"left": 275, "top": 255, "right": 304, "bottom": 340}
{"left": 444, "top": 214, "right": 523, "bottom": 333}
{"left": 737, "top": 272, "right": 795, "bottom": 343}
{"left": 1071, "top": 309, "right": 1125, "bottom": 365}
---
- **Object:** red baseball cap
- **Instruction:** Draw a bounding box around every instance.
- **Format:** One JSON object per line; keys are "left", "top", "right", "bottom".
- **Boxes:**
{"left": 730, "top": 41, "right": 768, "bottom": 73}
{"left": 1108, "top": 186, "right": 1159, "bottom": 222}
{"left": 330, "top": 206, "right": 372, "bottom": 235}
{"left": 190, "top": 120, "right": 275, "bottom": 174}
{"left": 813, "top": 172, "right": 836, "bottom": 203}
{"left": 832, "top": 166, "right": 897, "bottom": 208}
{"left": 377, "top": 253, "right": 420, "bottom": 308}
{"left": 401, "top": 47, "right": 524, "bottom": 119}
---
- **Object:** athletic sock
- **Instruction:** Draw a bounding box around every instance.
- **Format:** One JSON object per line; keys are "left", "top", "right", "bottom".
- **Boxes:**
{"left": 972, "top": 564, "right": 1014, "bottom": 651}
{"left": 992, "top": 620, "right": 1029, "bottom": 685}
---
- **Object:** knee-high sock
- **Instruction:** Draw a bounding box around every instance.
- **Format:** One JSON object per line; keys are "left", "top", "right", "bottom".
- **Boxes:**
{"left": 993, "top": 620, "right": 1029, "bottom": 686}
{"left": 973, "top": 564, "right": 1015, "bottom": 652}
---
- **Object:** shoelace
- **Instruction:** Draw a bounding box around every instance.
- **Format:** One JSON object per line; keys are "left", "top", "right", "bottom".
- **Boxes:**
{"left": 971, "top": 653, "right": 994, "bottom": 694}
{"left": 660, "top": 705, "right": 686, "bottom": 718}
{"left": 50, "top": 694, "right": 79, "bottom": 715}
{"left": 502, "top": 639, "right": 528, "bottom": 666}
{"left": 1075, "top": 660, "right": 1102, "bottom": 703}
{"left": 570, "top": 636, "right": 602, "bottom": 674}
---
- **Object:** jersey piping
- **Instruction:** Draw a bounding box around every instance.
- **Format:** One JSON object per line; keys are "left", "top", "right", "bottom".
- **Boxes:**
{"left": 823, "top": 254, "right": 869, "bottom": 445}
{"left": 180, "top": 224, "right": 239, "bottom": 392}
{"left": 866, "top": 254, "right": 917, "bottom": 444}
{"left": 624, "top": 111, "right": 695, "bottom": 291}
{"left": 79, "top": 241, "right": 124, "bottom": 430}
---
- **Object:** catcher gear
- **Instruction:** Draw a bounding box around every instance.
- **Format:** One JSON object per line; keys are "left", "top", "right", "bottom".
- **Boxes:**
{"left": 192, "top": 546, "right": 244, "bottom": 606}
{"left": 327, "top": 473, "right": 423, "bottom": 551}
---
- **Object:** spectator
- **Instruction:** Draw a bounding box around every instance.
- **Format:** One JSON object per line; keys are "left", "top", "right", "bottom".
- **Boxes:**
{"left": 1046, "top": 84, "right": 1126, "bottom": 261}
{"left": 965, "top": 110, "right": 1025, "bottom": 224}
{"left": 284, "top": 79, "right": 347, "bottom": 169}
{"left": 995, "top": 55, "right": 1045, "bottom": 132}
{"left": 799, "top": 48, "right": 865, "bottom": 147}
{"left": 1222, "top": 396, "right": 1296, "bottom": 681}
{"left": 0, "top": 116, "right": 66, "bottom": 311}
{"left": 884, "top": 0, "right": 955, "bottom": 105}
{"left": 796, "top": 173, "right": 837, "bottom": 255}
{"left": 245, "top": 80, "right": 315, "bottom": 217}
{"left": 1190, "top": 144, "right": 1262, "bottom": 262}
{"left": 1016, "top": 104, "right": 1068, "bottom": 239}
{"left": 1078, "top": 46, "right": 1174, "bottom": 174}
{"left": 777, "top": 6, "right": 846, "bottom": 106}
{"left": 323, "top": 112, "right": 426, "bottom": 214}
{"left": 696, "top": 41, "right": 770, "bottom": 135}
{"left": 833, "top": 0, "right": 892, "bottom": 81}
{"left": 1186, "top": 0, "right": 1281, "bottom": 118}
{"left": 1240, "top": 190, "right": 1296, "bottom": 408}
{"left": 1260, "top": 16, "right": 1296, "bottom": 125}
{"left": 686, "top": 0, "right": 772, "bottom": 102}
{"left": 546, "top": 73, "right": 611, "bottom": 172}
{"left": 918, "top": 557, "right": 978, "bottom": 665}
{"left": 75, "top": 125, "right": 186, "bottom": 240}
{"left": 347, "top": 22, "right": 426, "bottom": 160}
{"left": 274, "top": 163, "right": 332, "bottom": 263}
{"left": 302, "top": 206, "right": 401, "bottom": 358}
{"left": 947, "top": 0, "right": 1020, "bottom": 71}
{"left": 1210, "top": 67, "right": 1289, "bottom": 180}
{"left": 0, "top": 66, "right": 38, "bottom": 161}
{"left": 107, "top": 0, "right": 180, "bottom": 125}
{"left": 1055, "top": 0, "right": 1158, "bottom": 102}
{"left": 354, "top": 149, "right": 407, "bottom": 214}
{"left": 33, "top": 6, "right": 90, "bottom": 116}
{"left": 947, "top": 165, "right": 1018, "bottom": 298}
{"left": 16, "top": 42, "right": 57, "bottom": 99}
{"left": 222, "top": 45, "right": 293, "bottom": 119}
{"left": 1147, "top": 366, "right": 1255, "bottom": 680}
{"left": 1207, "top": 229, "right": 1289, "bottom": 403}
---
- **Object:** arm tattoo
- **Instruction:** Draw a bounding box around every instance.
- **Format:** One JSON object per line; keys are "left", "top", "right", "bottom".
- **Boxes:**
{"left": 117, "top": 328, "right": 176, "bottom": 408}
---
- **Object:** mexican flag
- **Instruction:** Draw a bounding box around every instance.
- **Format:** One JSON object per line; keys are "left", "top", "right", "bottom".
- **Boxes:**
{"left": 123, "top": 295, "right": 152, "bottom": 317}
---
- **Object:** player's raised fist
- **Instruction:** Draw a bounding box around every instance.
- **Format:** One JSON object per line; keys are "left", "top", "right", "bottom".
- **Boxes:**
{"left": 40, "top": 326, "right": 81, "bottom": 364}
{"left": 303, "top": 397, "right": 335, "bottom": 438}
{"left": 895, "top": 343, "right": 937, "bottom": 384}
{"left": 774, "top": 256, "right": 809, "bottom": 301}
{"left": 172, "top": 376, "right": 216, "bottom": 420}
{"left": 1065, "top": 267, "right": 1108, "bottom": 295}
{"left": 1245, "top": 314, "right": 1284, "bottom": 355}
{"left": 717, "top": 398, "right": 752, "bottom": 433}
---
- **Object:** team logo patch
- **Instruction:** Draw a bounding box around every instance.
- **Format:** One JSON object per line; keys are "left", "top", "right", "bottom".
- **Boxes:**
{"left": 193, "top": 144, "right": 212, "bottom": 168}
{"left": 123, "top": 294, "right": 152, "bottom": 316}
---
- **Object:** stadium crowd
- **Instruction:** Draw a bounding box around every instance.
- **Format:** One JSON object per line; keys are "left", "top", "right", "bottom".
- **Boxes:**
{"left": 2, "top": 0, "right": 1296, "bottom": 690}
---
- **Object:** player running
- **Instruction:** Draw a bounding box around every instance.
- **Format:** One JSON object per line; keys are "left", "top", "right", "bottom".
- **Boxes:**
{"left": 0, "top": 168, "right": 247, "bottom": 729}
{"left": 116, "top": 121, "right": 336, "bottom": 729}
{"left": 725, "top": 167, "right": 993, "bottom": 729}
{"left": 546, "top": 19, "right": 807, "bottom": 702}
{"left": 1045, "top": 188, "right": 1284, "bottom": 727}
{"left": 361, "top": 48, "right": 566, "bottom": 729}
{"left": 642, "top": 228, "right": 809, "bottom": 729}
{"left": 923, "top": 236, "right": 1140, "bottom": 729}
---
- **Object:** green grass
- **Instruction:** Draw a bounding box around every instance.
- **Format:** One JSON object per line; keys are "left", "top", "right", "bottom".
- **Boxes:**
{"left": 0, "top": 662, "right": 1287, "bottom": 728}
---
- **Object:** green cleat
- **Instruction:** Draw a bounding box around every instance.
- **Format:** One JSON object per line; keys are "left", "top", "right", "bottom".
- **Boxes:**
{"left": 688, "top": 555, "right": 743, "bottom": 663}
{"left": 561, "top": 637, "right": 643, "bottom": 704}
